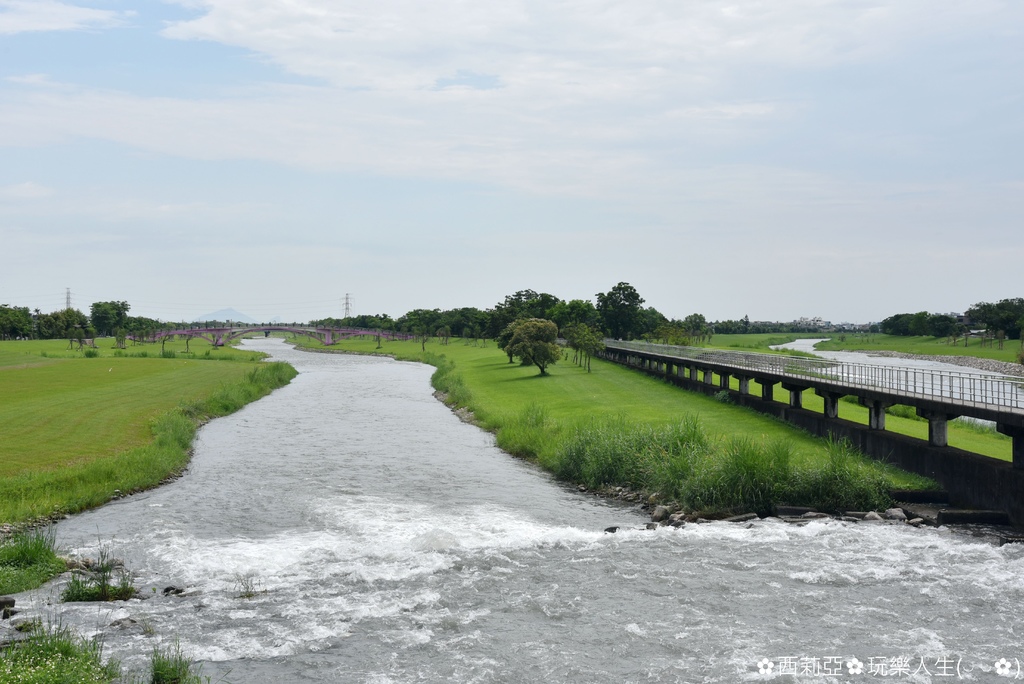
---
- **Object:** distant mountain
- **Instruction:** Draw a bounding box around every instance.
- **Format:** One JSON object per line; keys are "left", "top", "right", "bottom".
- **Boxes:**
{"left": 193, "top": 308, "right": 258, "bottom": 324}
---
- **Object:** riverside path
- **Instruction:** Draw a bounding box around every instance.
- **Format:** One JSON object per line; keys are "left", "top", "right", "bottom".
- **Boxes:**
{"left": 602, "top": 340, "right": 1024, "bottom": 469}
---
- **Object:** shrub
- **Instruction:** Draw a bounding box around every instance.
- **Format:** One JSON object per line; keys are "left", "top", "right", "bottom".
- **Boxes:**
{"left": 83, "top": 348, "right": 99, "bottom": 358}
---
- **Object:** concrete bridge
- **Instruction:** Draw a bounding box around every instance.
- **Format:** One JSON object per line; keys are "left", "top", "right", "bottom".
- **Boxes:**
{"left": 138, "top": 325, "right": 411, "bottom": 347}
{"left": 601, "top": 340, "right": 1024, "bottom": 524}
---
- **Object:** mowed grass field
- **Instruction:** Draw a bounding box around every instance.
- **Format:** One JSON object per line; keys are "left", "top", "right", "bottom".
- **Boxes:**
{"left": 0, "top": 338, "right": 294, "bottom": 523}
{"left": 292, "top": 335, "right": 934, "bottom": 489}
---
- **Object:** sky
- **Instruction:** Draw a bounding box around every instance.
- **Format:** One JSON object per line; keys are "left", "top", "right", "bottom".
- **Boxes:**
{"left": 1, "top": 0, "right": 1021, "bottom": 324}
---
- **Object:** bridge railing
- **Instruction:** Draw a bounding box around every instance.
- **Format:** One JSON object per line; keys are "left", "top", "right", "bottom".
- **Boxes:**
{"left": 605, "top": 340, "right": 1024, "bottom": 411}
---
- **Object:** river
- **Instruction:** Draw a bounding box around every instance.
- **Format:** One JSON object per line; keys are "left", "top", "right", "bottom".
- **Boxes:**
{"left": 16, "top": 339, "right": 1024, "bottom": 682}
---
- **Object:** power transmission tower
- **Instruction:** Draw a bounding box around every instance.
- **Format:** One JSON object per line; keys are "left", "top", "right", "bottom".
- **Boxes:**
{"left": 343, "top": 293, "right": 352, "bottom": 319}
{"left": 65, "top": 288, "right": 72, "bottom": 311}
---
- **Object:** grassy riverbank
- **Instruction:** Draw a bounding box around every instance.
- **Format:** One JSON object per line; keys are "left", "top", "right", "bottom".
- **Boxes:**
{"left": 294, "top": 335, "right": 936, "bottom": 513}
{"left": 814, "top": 332, "right": 1024, "bottom": 363}
{"left": 0, "top": 338, "right": 296, "bottom": 525}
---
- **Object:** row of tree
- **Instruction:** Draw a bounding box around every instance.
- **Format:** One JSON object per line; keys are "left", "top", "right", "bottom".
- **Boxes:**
{"left": 0, "top": 300, "right": 170, "bottom": 342}
{"left": 315, "top": 283, "right": 684, "bottom": 343}
{"left": 882, "top": 299, "right": 1024, "bottom": 340}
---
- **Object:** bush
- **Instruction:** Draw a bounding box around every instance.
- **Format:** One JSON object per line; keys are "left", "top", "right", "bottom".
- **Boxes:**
{"left": 83, "top": 348, "right": 99, "bottom": 358}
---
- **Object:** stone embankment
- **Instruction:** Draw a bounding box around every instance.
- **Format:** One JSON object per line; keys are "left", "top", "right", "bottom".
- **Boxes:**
{"left": 863, "top": 350, "right": 1024, "bottom": 377}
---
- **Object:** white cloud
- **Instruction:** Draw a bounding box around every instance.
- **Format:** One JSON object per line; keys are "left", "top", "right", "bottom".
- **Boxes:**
{"left": 0, "top": 181, "right": 54, "bottom": 199}
{"left": 0, "top": 1, "right": 133, "bottom": 35}
{"left": 162, "top": 0, "right": 1004, "bottom": 89}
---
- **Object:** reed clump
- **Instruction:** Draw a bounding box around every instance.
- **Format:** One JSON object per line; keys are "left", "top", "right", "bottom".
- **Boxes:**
{"left": 545, "top": 413, "right": 899, "bottom": 515}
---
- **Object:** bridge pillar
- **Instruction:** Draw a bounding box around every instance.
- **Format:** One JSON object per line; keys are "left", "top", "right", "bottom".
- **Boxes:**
{"left": 859, "top": 398, "right": 893, "bottom": 430}
{"left": 996, "top": 424, "right": 1024, "bottom": 469}
{"left": 689, "top": 366, "right": 698, "bottom": 382}
{"left": 324, "top": 331, "right": 334, "bottom": 345}
{"left": 917, "top": 409, "right": 959, "bottom": 448}
{"left": 702, "top": 368, "right": 714, "bottom": 385}
{"left": 737, "top": 376, "right": 751, "bottom": 395}
{"left": 815, "top": 390, "right": 844, "bottom": 419}
{"left": 760, "top": 381, "right": 776, "bottom": 402}
{"left": 719, "top": 373, "right": 731, "bottom": 390}
{"left": 782, "top": 383, "right": 808, "bottom": 409}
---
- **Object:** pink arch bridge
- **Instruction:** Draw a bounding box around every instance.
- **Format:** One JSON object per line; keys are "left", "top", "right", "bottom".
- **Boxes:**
{"left": 142, "top": 326, "right": 410, "bottom": 347}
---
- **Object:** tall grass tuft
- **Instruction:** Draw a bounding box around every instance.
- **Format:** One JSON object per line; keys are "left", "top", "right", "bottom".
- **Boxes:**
{"left": 0, "top": 528, "right": 66, "bottom": 594}
{"left": 787, "top": 438, "right": 892, "bottom": 513}
{"left": 552, "top": 415, "right": 711, "bottom": 497}
{"left": 680, "top": 437, "right": 793, "bottom": 516}
{"left": 150, "top": 641, "right": 209, "bottom": 684}
{"left": 496, "top": 403, "right": 549, "bottom": 458}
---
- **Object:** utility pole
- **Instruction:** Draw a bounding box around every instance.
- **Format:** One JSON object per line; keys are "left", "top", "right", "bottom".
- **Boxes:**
{"left": 343, "top": 293, "right": 352, "bottom": 319}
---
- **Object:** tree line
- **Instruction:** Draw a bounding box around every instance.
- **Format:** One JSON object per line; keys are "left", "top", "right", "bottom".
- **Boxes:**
{"left": 0, "top": 301, "right": 169, "bottom": 342}
{"left": 881, "top": 298, "right": 1024, "bottom": 342}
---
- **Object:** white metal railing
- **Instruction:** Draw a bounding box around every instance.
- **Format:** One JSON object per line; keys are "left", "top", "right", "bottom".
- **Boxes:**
{"left": 605, "top": 340, "right": 1024, "bottom": 412}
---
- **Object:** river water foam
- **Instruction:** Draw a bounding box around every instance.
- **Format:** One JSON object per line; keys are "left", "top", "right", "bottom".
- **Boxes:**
{"left": 14, "top": 339, "right": 1023, "bottom": 682}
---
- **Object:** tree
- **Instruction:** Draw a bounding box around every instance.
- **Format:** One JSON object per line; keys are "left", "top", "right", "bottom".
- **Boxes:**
{"left": 0, "top": 305, "right": 33, "bottom": 340}
{"left": 504, "top": 318, "right": 561, "bottom": 375}
{"left": 595, "top": 282, "right": 644, "bottom": 339}
{"left": 967, "top": 298, "right": 1024, "bottom": 340}
{"left": 563, "top": 322, "right": 604, "bottom": 372}
{"left": 495, "top": 319, "right": 523, "bottom": 363}
{"left": 487, "top": 290, "right": 561, "bottom": 338}
{"left": 90, "top": 301, "right": 130, "bottom": 337}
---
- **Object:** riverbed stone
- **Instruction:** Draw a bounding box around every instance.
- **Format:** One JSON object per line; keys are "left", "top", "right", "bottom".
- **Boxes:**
{"left": 724, "top": 513, "right": 758, "bottom": 523}
{"left": 862, "top": 511, "right": 884, "bottom": 521}
{"left": 801, "top": 511, "right": 830, "bottom": 519}
{"left": 1, "top": 597, "right": 15, "bottom": 620}
{"left": 651, "top": 505, "right": 671, "bottom": 522}
{"left": 907, "top": 518, "right": 925, "bottom": 527}
{"left": 645, "top": 522, "right": 660, "bottom": 530}
{"left": 776, "top": 506, "right": 815, "bottom": 517}
{"left": 884, "top": 508, "right": 908, "bottom": 521}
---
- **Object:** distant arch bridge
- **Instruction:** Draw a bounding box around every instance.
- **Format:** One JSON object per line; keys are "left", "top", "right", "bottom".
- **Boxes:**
{"left": 139, "top": 326, "right": 410, "bottom": 347}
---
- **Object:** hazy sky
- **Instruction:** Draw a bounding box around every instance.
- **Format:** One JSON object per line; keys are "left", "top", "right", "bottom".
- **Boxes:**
{"left": 1, "top": 1, "right": 1021, "bottom": 324}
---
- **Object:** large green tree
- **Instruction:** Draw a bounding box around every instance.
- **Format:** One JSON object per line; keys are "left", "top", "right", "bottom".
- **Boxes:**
{"left": 967, "top": 298, "right": 1024, "bottom": 339}
{"left": 90, "top": 301, "right": 130, "bottom": 337}
{"left": 0, "top": 305, "right": 33, "bottom": 340}
{"left": 504, "top": 318, "right": 561, "bottom": 375}
{"left": 595, "top": 282, "right": 645, "bottom": 339}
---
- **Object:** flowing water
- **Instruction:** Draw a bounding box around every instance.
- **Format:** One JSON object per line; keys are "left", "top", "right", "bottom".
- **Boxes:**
{"left": 15, "top": 339, "right": 1024, "bottom": 682}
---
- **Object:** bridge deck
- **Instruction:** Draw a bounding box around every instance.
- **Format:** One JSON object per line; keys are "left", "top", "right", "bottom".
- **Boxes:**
{"left": 605, "top": 340, "right": 1024, "bottom": 423}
